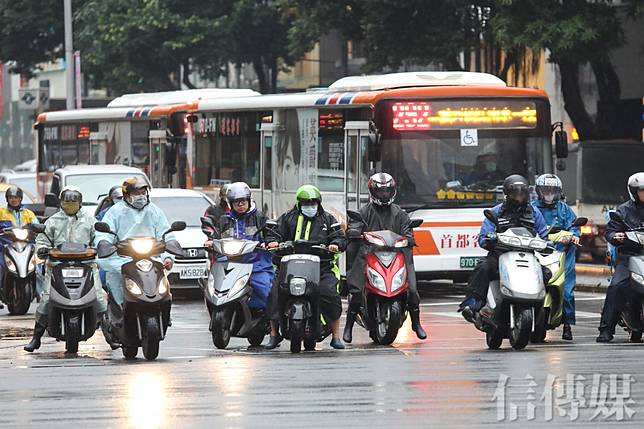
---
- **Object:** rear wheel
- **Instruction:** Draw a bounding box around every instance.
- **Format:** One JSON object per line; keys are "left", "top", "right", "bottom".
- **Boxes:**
{"left": 7, "top": 281, "right": 33, "bottom": 316}
{"left": 65, "top": 315, "right": 80, "bottom": 354}
{"left": 123, "top": 346, "right": 138, "bottom": 360}
{"left": 375, "top": 301, "right": 401, "bottom": 345}
{"left": 486, "top": 330, "right": 503, "bottom": 349}
{"left": 212, "top": 308, "right": 232, "bottom": 349}
{"left": 289, "top": 320, "right": 303, "bottom": 354}
{"left": 141, "top": 316, "right": 161, "bottom": 361}
{"left": 509, "top": 306, "right": 533, "bottom": 350}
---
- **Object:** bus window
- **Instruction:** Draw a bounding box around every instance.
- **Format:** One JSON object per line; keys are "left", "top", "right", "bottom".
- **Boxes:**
{"left": 41, "top": 123, "right": 94, "bottom": 170}
{"left": 318, "top": 111, "right": 345, "bottom": 192}
{"left": 131, "top": 122, "right": 150, "bottom": 172}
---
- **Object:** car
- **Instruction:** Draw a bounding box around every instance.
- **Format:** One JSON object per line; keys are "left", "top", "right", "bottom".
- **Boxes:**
{"left": 48, "top": 165, "right": 150, "bottom": 208}
{"left": 149, "top": 188, "right": 214, "bottom": 289}
{"left": 0, "top": 183, "right": 38, "bottom": 205}
{"left": 0, "top": 171, "right": 38, "bottom": 201}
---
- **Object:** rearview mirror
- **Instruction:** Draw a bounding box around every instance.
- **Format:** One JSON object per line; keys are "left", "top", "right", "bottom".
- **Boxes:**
{"left": 45, "top": 193, "right": 59, "bottom": 208}
{"left": 409, "top": 219, "right": 423, "bottom": 228}
{"left": 572, "top": 217, "right": 588, "bottom": 228}
{"left": 200, "top": 216, "right": 215, "bottom": 229}
{"left": 483, "top": 209, "right": 499, "bottom": 227}
{"left": 548, "top": 225, "right": 562, "bottom": 235}
{"left": 170, "top": 221, "right": 187, "bottom": 232}
{"left": 608, "top": 211, "right": 623, "bottom": 223}
{"left": 346, "top": 210, "right": 363, "bottom": 223}
{"left": 94, "top": 222, "right": 113, "bottom": 234}
{"left": 29, "top": 224, "right": 46, "bottom": 234}
{"left": 555, "top": 130, "right": 568, "bottom": 158}
{"left": 96, "top": 240, "right": 117, "bottom": 258}
{"left": 165, "top": 239, "right": 184, "bottom": 256}
{"left": 367, "top": 133, "right": 382, "bottom": 162}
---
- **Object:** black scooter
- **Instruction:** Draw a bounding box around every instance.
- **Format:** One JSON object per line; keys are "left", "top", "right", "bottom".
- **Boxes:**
{"left": 1, "top": 226, "right": 37, "bottom": 315}
{"left": 95, "top": 221, "right": 185, "bottom": 361}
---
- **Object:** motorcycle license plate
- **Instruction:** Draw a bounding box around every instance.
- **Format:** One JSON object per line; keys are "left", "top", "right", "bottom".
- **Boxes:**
{"left": 179, "top": 266, "right": 207, "bottom": 279}
{"left": 459, "top": 257, "right": 481, "bottom": 269}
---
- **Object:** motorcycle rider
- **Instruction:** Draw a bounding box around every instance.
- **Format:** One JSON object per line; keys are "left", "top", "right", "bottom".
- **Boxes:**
{"left": 96, "top": 186, "right": 123, "bottom": 221}
{"left": 458, "top": 175, "right": 549, "bottom": 321}
{"left": 531, "top": 174, "right": 580, "bottom": 341}
{"left": 24, "top": 186, "right": 107, "bottom": 352}
{"left": 204, "top": 184, "right": 230, "bottom": 224}
{"left": 265, "top": 185, "right": 347, "bottom": 350}
{"left": 210, "top": 182, "right": 273, "bottom": 312}
{"left": 343, "top": 172, "right": 427, "bottom": 343}
{"left": 96, "top": 178, "right": 174, "bottom": 313}
{"left": 596, "top": 172, "right": 644, "bottom": 343}
{"left": 0, "top": 186, "right": 39, "bottom": 309}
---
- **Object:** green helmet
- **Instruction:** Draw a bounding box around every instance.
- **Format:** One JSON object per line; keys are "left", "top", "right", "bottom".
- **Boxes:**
{"left": 295, "top": 184, "right": 321, "bottom": 206}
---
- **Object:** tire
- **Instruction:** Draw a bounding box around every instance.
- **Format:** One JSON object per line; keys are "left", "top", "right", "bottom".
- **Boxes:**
{"left": 247, "top": 330, "right": 265, "bottom": 347}
{"left": 486, "top": 330, "right": 503, "bottom": 349}
{"left": 65, "top": 315, "right": 80, "bottom": 354}
{"left": 531, "top": 308, "right": 548, "bottom": 343}
{"left": 212, "top": 308, "right": 231, "bottom": 349}
{"left": 369, "top": 330, "right": 379, "bottom": 344}
{"left": 289, "top": 320, "right": 303, "bottom": 354}
{"left": 7, "top": 281, "right": 33, "bottom": 316}
{"left": 630, "top": 331, "right": 642, "bottom": 343}
{"left": 375, "top": 301, "right": 401, "bottom": 345}
{"left": 509, "top": 306, "right": 533, "bottom": 350}
{"left": 304, "top": 338, "right": 316, "bottom": 351}
{"left": 141, "top": 316, "right": 161, "bottom": 361}
{"left": 123, "top": 346, "right": 138, "bottom": 359}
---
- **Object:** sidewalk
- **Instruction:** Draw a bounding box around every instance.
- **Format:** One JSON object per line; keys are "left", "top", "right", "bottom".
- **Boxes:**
{"left": 575, "top": 263, "right": 611, "bottom": 293}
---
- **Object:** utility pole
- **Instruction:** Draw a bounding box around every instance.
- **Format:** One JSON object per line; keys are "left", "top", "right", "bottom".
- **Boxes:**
{"left": 64, "top": 0, "right": 74, "bottom": 109}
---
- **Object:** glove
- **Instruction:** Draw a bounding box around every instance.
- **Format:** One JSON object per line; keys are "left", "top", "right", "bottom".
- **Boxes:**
{"left": 37, "top": 248, "right": 50, "bottom": 259}
{"left": 485, "top": 232, "right": 497, "bottom": 242}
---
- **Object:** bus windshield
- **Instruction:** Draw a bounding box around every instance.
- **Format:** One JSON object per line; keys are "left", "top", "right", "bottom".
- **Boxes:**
{"left": 380, "top": 135, "right": 548, "bottom": 208}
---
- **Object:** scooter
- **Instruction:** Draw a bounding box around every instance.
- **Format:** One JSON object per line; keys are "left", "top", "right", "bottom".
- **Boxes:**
{"left": 346, "top": 210, "right": 423, "bottom": 345}
{"left": 200, "top": 216, "right": 269, "bottom": 349}
{"left": 31, "top": 224, "right": 100, "bottom": 354}
{"left": 532, "top": 217, "right": 588, "bottom": 342}
{"left": 472, "top": 209, "right": 550, "bottom": 350}
{"left": 607, "top": 211, "right": 644, "bottom": 342}
{"left": 95, "top": 220, "right": 185, "bottom": 361}
{"left": 0, "top": 227, "right": 37, "bottom": 315}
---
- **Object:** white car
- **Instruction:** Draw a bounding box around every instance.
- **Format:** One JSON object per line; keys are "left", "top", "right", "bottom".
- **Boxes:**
{"left": 149, "top": 188, "right": 213, "bottom": 289}
{"left": 0, "top": 171, "right": 38, "bottom": 201}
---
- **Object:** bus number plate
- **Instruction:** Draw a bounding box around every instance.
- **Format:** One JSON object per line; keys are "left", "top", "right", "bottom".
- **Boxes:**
{"left": 459, "top": 257, "right": 481, "bottom": 269}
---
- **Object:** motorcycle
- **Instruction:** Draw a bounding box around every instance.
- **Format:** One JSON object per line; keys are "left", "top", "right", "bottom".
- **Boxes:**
{"left": 532, "top": 217, "right": 587, "bottom": 342}
{"left": 0, "top": 226, "right": 38, "bottom": 315}
{"left": 200, "top": 216, "right": 269, "bottom": 349}
{"left": 30, "top": 224, "right": 100, "bottom": 354}
{"left": 607, "top": 211, "right": 644, "bottom": 342}
{"left": 95, "top": 220, "right": 185, "bottom": 361}
{"left": 472, "top": 209, "right": 551, "bottom": 350}
{"left": 346, "top": 210, "right": 423, "bottom": 345}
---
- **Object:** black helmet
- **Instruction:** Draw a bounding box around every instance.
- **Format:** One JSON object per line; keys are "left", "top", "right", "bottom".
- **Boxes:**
{"left": 368, "top": 172, "right": 397, "bottom": 206}
{"left": 503, "top": 175, "right": 529, "bottom": 207}
{"left": 5, "top": 186, "right": 23, "bottom": 209}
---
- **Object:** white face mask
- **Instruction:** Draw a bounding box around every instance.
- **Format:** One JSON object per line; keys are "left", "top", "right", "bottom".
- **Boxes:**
{"left": 301, "top": 205, "right": 318, "bottom": 218}
{"left": 128, "top": 194, "right": 148, "bottom": 210}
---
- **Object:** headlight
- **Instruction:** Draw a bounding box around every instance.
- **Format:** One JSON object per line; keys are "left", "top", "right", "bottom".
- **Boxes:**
{"left": 13, "top": 228, "right": 29, "bottom": 241}
{"left": 131, "top": 238, "right": 155, "bottom": 255}
{"left": 5, "top": 258, "right": 17, "bottom": 273}
{"left": 125, "top": 278, "right": 143, "bottom": 295}
{"left": 500, "top": 285, "right": 513, "bottom": 296}
{"left": 28, "top": 256, "right": 37, "bottom": 273}
{"left": 636, "top": 233, "right": 644, "bottom": 246}
{"left": 62, "top": 268, "right": 84, "bottom": 278}
{"left": 136, "top": 259, "right": 154, "bottom": 272}
{"left": 289, "top": 277, "right": 307, "bottom": 296}
{"left": 499, "top": 235, "right": 521, "bottom": 247}
{"left": 221, "top": 240, "right": 246, "bottom": 256}
{"left": 364, "top": 233, "right": 387, "bottom": 247}
{"left": 367, "top": 266, "right": 387, "bottom": 293}
{"left": 632, "top": 272, "right": 644, "bottom": 285}
{"left": 158, "top": 278, "right": 168, "bottom": 294}
{"left": 394, "top": 238, "right": 408, "bottom": 248}
{"left": 390, "top": 266, "right": 406, "bottom": 292}
{"left": 529, "top": 239, "right": 547, "bottom": 250}
{"left": 228, "top": 274, "right": 250, "bottom": 297}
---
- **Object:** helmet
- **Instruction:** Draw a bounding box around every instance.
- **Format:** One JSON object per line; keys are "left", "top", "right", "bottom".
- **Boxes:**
{"left": 108, "top": 185, "right": 123, "bottom": 202}
{"left": 535, "top": 174, "right": 563, "bottom": 207}
{"left": 368, "top": 172, "right": 397, "bottom": 206}
{"left": 122, "top": 177, "right": 149, "bottom": 196}
{"left": 226, "top": 182, "right": 251, "bottom": 203}
{"left": 60, "top": 185, "right": 83, "bottom": 216}
{"left": 627, "top": 172, "right": 644, "bottom": 203}
{"left": 122, "top": 177, "right": 149, "bottom": 210}
{"left": 295, "top": 185, "right": 321, "bottom": 206}
{"left": 5, "top": 186, "right": 23, "bottom": 209}
{"left": 219, "top": 184, "right": 230, "bottom": 206}
{"left": 502, "top": 175, "right": 529, "bottom": 207}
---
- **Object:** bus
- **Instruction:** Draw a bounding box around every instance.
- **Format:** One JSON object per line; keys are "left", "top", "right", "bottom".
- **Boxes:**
{"left": 33, "top": 89, "right": 259, "bottom": 200}
{"left": 187, "top": 72, "right": 557, "bottom": 279}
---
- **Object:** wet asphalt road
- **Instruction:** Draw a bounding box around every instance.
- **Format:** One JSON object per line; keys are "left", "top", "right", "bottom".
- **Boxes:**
{"left": 0, "top": 283, "right": 642, "bottom": 428}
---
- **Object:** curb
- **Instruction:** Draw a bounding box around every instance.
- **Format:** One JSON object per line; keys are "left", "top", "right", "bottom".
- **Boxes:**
{"left": 576, "top": 265, "right": 612, "bottom": 276}
{"left": 576, "top": 283, "right": 608, "bottom": 293}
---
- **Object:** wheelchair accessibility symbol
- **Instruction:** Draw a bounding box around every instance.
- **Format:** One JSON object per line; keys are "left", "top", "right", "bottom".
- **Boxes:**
{"left": 460, "top": 129, "right": 478, "bottom": 147}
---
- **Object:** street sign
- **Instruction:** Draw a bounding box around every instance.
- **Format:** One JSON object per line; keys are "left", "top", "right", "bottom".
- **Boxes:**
{"left": 18, "top": 88, "right": 42, "bottom": 110}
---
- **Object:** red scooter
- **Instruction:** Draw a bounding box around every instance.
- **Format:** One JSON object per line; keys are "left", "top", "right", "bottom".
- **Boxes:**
{"left": 347, "top": 210, "right": 422, "bottom": 345}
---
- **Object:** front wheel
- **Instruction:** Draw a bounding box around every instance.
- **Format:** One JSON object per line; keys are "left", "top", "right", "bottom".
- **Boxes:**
{"left": 7, "top": 281, "right": 33, "bottom": 316}
{"left": 247, "top": 329, "right": 265, "bottom": 347}
{"left": 123, "top": 346, "right": 138, "bottom": 359}
{"left": 531, "top": 307, "right": 548, "bottom": 344}
{"left": 65, "top": 315, "right": 80, "bottom": 354}
{"left": 509, "top": 306, "right": 533, "bottom": 350}
{"left": 289, "top": 320, "right": 303, "bottom": 354}
{"left": 630, "top": 331, "right": 642, "bottom": 343}
{"left": 375, "top": 301, "right": 401, "bottom": 345}
{"left": 486, "top": 330, "right": 503, "bottom": 349}
{"left": 141, "top": 316, "right": 160, "bottom": 361}
{"left": 212, "top": 308, "right": 232, "bottom": 349}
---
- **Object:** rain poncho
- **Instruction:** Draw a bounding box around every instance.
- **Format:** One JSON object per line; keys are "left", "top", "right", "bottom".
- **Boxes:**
{"left": 95, "top": 201, "right": 173, "bottom": 305}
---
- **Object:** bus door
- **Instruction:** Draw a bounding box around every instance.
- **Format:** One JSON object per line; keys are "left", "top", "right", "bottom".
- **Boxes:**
{"left": 260, "top": 123, "right": 275, "bottom": 217}
{"left": 344, "top": 121, "right": 371, "bottom": 212}
{"left": 149, "top": 129, "right": 170, "bottom": 188}
{"left": 89, "top": 131, "right": 108, "bottom": 164}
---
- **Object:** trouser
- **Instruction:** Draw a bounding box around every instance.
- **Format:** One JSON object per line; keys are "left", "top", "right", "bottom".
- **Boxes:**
{"left": 268, "top": 267, "right": 342, "bottom": 322}
{"left": 598, "top": 259, "right": 638, "bottom": 334}
{"left": 248, "top": 270, "right": 273, "bottom": 310}
{"left": 35, "top": 261, "right": 108, "bottom": 326}
{"left": 562, "top": 245, "right": 577, "bottom": 325}
{"left": 347, "top": 245, "right": 420, "bottom": 309}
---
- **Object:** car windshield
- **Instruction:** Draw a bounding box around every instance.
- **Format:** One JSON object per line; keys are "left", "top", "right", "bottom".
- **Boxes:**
{"left": 152, "top": 195, "right": 211, "bottom": 227}
{"left": 380, "top": 136, "right": 548, "bottom": 208}
{"left": 0, "top": 190, "right": 35, "bottom": 205}
{"left": 66, "top": 173, "right": 147, "bottom": 205}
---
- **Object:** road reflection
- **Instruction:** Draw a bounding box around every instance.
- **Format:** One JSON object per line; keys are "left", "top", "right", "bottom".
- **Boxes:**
{"left": 210, "top": 356, "right": 253, "bottom": 419}
{"left": 127, "top": 372, "right": 168, "bottom": 429}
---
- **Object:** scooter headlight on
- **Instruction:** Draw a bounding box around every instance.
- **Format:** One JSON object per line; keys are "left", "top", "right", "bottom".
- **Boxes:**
{"left": 158, "top": 278, "right": 168, "bottom": 295}
{"left": 289, "top": 277, "right": 307, "bottom": 296}
{"left": 27, "top": 256, "right": 37, "bottom": 273}
{"left": 62, "top": 268, "right": 84, "bottom": 278}
{"left": 632, "top": 272, "right": 644, "bottom": 285}
{"left": 529, "top": 239, "right": 547, "bottom": 250}
{"left": 125, "top": 278, "right": 143, "bottom": 295}
{"left": 367, "top": 267, "right": 387, "bottom": 293}
{"left": 394, "top": 238, "right": 408, "bottom": 248}
{"left": 5, "top": 258, "right": 17, "bottom": 273}
{"left": 390, "top": 266, "right": 407, "bottom": 292}
{"left": 131, "top": 238, "right": 155, "bottom": 255}
{"left": 499, "top": 235, "right": 521, "bottom": 247}
{"left": 13, "top": 228, "right": 29, "bottom": 241}
{"left": 221, "top": 240, "right": 246, "bottom": 256}
{"left": 229, "top": 274, "right": 250, "bottom": 298}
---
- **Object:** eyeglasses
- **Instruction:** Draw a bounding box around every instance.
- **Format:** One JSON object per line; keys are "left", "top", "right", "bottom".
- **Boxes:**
{"left": 231, "top": 200, "right": 248, "bottom": 206}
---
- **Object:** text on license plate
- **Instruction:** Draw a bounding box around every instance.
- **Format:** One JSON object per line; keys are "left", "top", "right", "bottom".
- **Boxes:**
{"left": 179, "top": 266, "right": 208, "bottom": 279}
{"left": 460, "top": 257, "right": 481, "bottom": 269}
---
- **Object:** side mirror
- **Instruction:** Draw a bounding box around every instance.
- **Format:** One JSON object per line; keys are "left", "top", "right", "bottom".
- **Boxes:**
{"left": 554, "top": 130, "right": 568, "bottom": 158}
{"left": 45, "top": 193, "right": 59, "bottom": 208}
{"left": 346, "top": 210, "right": 363, "bottom": 223}
{"left": 200, "top": 216, "right": 215, "bottom": 229}
{"left": 367, "top": 133, "right": 382, "bottom": 162}
{"left": 94, "top": 222, "right": 113, "bottom": 234}
{"left": 96, "top": 240, "right": 117, "bottom": 258}
{"left": 409, "top": 219, "right": 423, "bottom": 228}
{"left": 165, "top": 239, "right": 184, "bottom": 256}
{"left": 572, "top": 217, "right": 588, "bottom": 228}
{"left": 483, "top": 209, "right": 499, "bottom": 227}
{"left": 548, "top": 225, "right": 563, "bottom": 235}
{"left": 29, "top": 224, "right": 46, "bottom": 234}
{"left": 200, "top": 216, "right": 219, "bottom": 237}
{"left": 170, "top": 221, "right": 187, "bottom": 232}
{"left": 609, "top": 211, "right": 623, "bottom": 223}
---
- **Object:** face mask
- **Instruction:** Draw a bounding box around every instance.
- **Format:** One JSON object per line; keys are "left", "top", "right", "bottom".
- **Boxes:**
{"left": 485, "top": 162, "right": 496, "bottom": 173}
{"left": 301, "top": 205, "right": 318, "bottom": 218}
{"left": 128, "top": 194, "right": 148, "bottom": 210}
{"left": 61, "top": 201, "right": 80, "bottom": 216}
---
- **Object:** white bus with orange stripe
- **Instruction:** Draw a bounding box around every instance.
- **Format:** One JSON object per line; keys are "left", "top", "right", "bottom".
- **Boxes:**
{"left": 187, "top": 71, "right": 555, "bottom": 279}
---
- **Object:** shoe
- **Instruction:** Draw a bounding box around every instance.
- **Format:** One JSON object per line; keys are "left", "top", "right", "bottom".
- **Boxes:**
{"left": 458, "top": 296, "right": 483, "bottom": 313}
{"left": 24, "top": 322, "right": 47, "bottom": 352}
{"left": 562, "top": 324, "right": 573, "bottom": 341}
{"left": 265, "top": 334, "right": 283, "bottom": 349}
{"left": 461, "top": 307, "right": 476, "bottom": 324}
{"left": 596, "top": 331, "right": 614, "bottom": 343}
{"left": 330, "top": 337, "right": 345, "bottom": 349}
{"left": 409, "top": 308, "right": 427, "bottom": 340}
{"left": 343, "top": 309, "right": 358, "bottom": 343}
{"left": 317, "top": 324, "right": 332, "bottom": 342}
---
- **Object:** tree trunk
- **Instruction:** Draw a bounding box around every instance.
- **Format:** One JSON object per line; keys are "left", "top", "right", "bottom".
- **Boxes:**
{"left": 591, "top": 58, "right": 621, "bottom": 139}
{"left": 558, "top": 60, "right": 598, "bottom": 141}
{"left": 182, "top": 59, "right": 197, "bottom": 89}
{"left": 269, "top": 57, "right": 278, "bottom": 94}
{"left": 253, "top": 57, "right": 269, "bottom": 94}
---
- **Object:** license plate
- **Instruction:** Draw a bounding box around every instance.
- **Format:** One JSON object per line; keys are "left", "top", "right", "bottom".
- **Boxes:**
{"left": 179, "top": 266, "right": 207, "bottom": 279}
{"left": 460, "top": 257, "right": 481, "bottom": 269}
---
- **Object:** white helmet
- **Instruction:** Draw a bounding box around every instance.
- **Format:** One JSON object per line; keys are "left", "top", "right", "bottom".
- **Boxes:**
{"left": 627, "top": 172, "right": 644, "bottom": 202}
{"left": 226, "top": 182, "right": 251, "bottom": 203}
